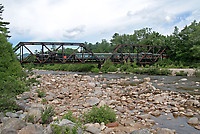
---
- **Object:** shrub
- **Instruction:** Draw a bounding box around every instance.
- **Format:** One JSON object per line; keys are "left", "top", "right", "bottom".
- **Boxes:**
{"left": 51, "top": 124, "right": 78, "bottom": 134}
{"left": 194, "top": 69, "right": 200, "bottom": 77}
{"left": 62, "top": 111, "right": 77, "bottom": 123}
{"left": 83, "top": 105, "right": 116, "bottom": 124}
{"left": 25, "top": 114, "right": 35, "bottom": 123}
{"left": 41, "top": 106, "right": 55, "bottom": 124}
{"left": 91, "top": 67, "right": 100, "bottom": 73}
{"left": 37, "top": 89, "right": 46, "bottom": 98}
{"left": 175, "top": 71, "right": 188, "bottom": 76}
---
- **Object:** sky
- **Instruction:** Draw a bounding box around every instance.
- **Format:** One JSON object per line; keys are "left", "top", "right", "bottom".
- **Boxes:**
{"left": 1, "top": 0, "right": 200, "bottom": 46}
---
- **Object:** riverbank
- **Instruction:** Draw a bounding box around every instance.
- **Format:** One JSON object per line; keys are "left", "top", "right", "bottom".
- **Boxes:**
{"left": 0, "top": 72, "right": 199, "bottom": 133}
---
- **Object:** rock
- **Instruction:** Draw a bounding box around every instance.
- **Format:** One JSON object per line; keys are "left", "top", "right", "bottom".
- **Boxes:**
{"left": 180, "top": 78, "right": 187, "bottom": 81}
{"left": 1, "top": 128, "right": 17, "bottom": 134}
{"left": 185, "top": 100, "right": 199, "bottom": 106}
{"left": 18, "top": 124, "right": 44, "bottom": 134}
{"left": 144, "top": 77, "right": 151, "bottom": 82}
{"left": 5, "top": 112, "right": 18, "bottom": 118}
{"left": 86, "top": 97, "right": 100, "bottom": 106}
{"left": 106, "top": 122, "right": 119, "bottom": 128}
{"left": 187, "top": 117, "right": 199, "bottom": 125}
{"left": 171, "top": 107, "right": 179, "bottom": 112}
{"left": 85, "top": 123, "right": 101, "bottom": 134}
{"left": 157, "top": 128, "right": 176, "bottom": 134}
{"left": 184, "top": 112, "right": 194, "bottom": 117}
{"left": 45, "top": 95, "right": 54, "bottom": 101}
{"left": 194, "top": 125, "right": 200, "bottom": 130}
{"left": 116, "top": 106, "right": 125, "bottom": 113}
{"left": 27, "top": 108, "right": 42, "bottom": 123}
{"left": 150, "top": 110, "right": 161, "bottom": 117}
{"left": 130, "top": 128, "right": 151, "bottom": 134}
{"left": 0, "top": 112, "right": 5, "bottom": 123}
{"left": 137, "top": 114, "right": 151, "bottom": 120}
{"left": 87, "top": 82, "right": 96, "bottom": 88}
{"left": 16, "top": 101, "right": 30, "bottom": 111}
{"left": 1, "top": 118, "right": 26, "bottom": 132}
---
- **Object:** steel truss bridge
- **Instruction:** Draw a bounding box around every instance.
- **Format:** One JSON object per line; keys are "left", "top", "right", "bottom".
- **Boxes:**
{"left": 14, "top": 42, "right": 167, "bottom": 65}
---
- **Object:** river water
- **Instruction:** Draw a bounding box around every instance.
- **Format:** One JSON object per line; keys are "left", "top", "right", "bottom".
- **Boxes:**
{"left": 33, "top": 70, "right": 200, "bottom": 133}
{"left": 35, "top": 70, "right": 199, "bottom": 95}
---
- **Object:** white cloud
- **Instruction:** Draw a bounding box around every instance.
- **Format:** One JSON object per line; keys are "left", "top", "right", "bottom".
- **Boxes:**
{"left": 1, "top": 0, "right": 200, "bottom": 44}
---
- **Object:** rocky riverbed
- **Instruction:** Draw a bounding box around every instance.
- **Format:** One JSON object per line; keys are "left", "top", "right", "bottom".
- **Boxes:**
{"left": 0, "top": 72, "right": 199, "bottom": 134}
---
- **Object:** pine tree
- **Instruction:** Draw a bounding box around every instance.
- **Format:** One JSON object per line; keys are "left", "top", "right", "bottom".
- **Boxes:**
{"left": 0, "top": 4, "right": 26, "bottom": 112}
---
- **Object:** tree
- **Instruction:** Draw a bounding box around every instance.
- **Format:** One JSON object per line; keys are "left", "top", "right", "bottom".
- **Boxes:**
{"left": 0, "top": 4, "right": 26, "bottom": 112}
{"left": 0, "top": 4, "right": 10, "bottom": 38}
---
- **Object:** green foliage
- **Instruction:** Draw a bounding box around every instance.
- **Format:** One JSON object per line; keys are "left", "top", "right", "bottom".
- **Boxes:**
{"left": 91, "top": 67, "right": 100, "bottom": 73}
{"left": 37, "top": 89, "right": 46, "bottom": 98}
{"left": 62, "top": 111, "right": 77, "bottom": 123}
{"left": 101, "top": 60, "right": 117, "bottom": 73}
{"left": 41, "top": 106, "right": 55, "bottom": 124}
{"left": 0, "top": 24, "right": 26, "bottom": 112}
{"left": 194, "top": 69, "right": 200, "bottom": 77}
{"left": 175, "top": 71, "right": 188, "bottom": 76}
{"left": 51, "top": 124, "right": 78, "bottom": 134}
{"left": 83, "top": 105, "right": 116, "bottom": 124}
{"left": 25, "top": 114, "right": 35, "bottom": 123}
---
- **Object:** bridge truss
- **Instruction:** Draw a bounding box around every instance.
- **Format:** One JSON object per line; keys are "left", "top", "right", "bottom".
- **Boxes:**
{"left": 14, "top": 42, "right": 167, "bottom": 65}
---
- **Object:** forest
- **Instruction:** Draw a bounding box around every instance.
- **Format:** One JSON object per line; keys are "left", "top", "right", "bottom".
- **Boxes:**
{"left": 85, "top": 22, "right": 200, "bottom": 67}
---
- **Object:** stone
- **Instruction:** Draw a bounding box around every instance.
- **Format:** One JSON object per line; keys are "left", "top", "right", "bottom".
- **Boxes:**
{"left": 106, "top": 122, "right": 119, "bottom": 128}
{"left": 185, "top": 100, "right": 199, "bottom": 106}
{"left": 0, "top": 112, "right": 5, "bottom": 123}
{"left": 87, "top": 82, "right": 96, "bottom": 88}
{"left": 157, "top": 128, "right": 176, "bottom": 134}
{"left": 18, "top": 124, "right": 44, "bottom": 134}
{"left": 150, "top": 110, "right": 161, "bottom": 117}
{"left": 194, "top": 125, "right": 200, "bottom": 130}
{"left": 180, "top": 78, "right": 187, "bottom": 81}
{"left": 184, "top": 112, "right": 194, "bottom": 117}
{"left": 85, "top": 123, "right": 101, "bottom": 134}
{"left": 137, "top": 114, "right": 151, "bottom": 119}
{"left": 130, "top": 128, "right": 151, "bottom": 134}
{"left": 143, "top": 77, "right": 151, "bottom": 82}
{"left": 1, "top": 128, "right": 17, "bottom": 134}
{"left": 1, "top": 118, "right": 26, "bottom": 131}
{"left": 86, "top": 97, "right": 100, "bottom": 106}
{"left": 187, "top": 117, "right": 199, "bottom": 125}
{"left": 171, "top": 107, "right": 179, "bottom": 112}
{"left": 5, "top": 112, "right": 19, "bottom": 118}
{"left": 27, "top": 108, "right": 42, "bottom": 123}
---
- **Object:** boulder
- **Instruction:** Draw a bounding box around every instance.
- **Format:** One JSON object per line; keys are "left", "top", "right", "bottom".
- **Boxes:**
{"left": 27, "top": 108, "right": 42, "bottom": 123}
{"left": 86, "top": 97, "right": 100, "bottom": 106}
{"left": 157, "top": 128, "right": 176, "bottom": 134}
{"left": 187, "top": 117, "right": 199, "bottom": 125}
{"left": 85, "top": 123, "right": 101, "bottom": 134}
{"left": 1, "top": 118, "right": 26, "bottom": 132}
{"left": 18, "top": 124, "right": 44, "bottom": 134}
{"left": 1, "top": 128, "right": 17, "bottom": 134}
{"left": 130, "top": 128, "right": 151, "bottom": 134}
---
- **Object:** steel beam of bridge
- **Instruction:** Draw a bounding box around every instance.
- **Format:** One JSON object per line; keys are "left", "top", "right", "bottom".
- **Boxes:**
{"left": 14, "top": 42, "right": 167, "bottom": 65}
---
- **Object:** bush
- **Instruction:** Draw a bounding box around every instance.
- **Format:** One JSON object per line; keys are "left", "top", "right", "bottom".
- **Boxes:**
{"left": 83, "top": 105, "right": 116, "bottom": 124}
{"left": 175, "top": 71, "right": 188, "bottom": 76}
{"left": 91, "top": 67, "right": 100, "bottom": 73}
{"left": 62, "top": 111, "right": 77, "bottom": 123}
{"left": 194, "top": 69, "right": 200, "bottom": 77}
{"left": 101, "top": 60, "right": 117, "bottom": 73}
{"left": 51, "top": 124, "right": 78, "bottom": 134}
{"left": 41, "top": 106, "right": 55, "bottom": 124}
{"left": 37, "top": 89, "right": 46, "bottom": 98}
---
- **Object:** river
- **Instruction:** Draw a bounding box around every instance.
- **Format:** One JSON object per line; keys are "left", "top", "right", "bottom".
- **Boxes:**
{"left": 33, "top": 70, "right": 200, "bottom": 133}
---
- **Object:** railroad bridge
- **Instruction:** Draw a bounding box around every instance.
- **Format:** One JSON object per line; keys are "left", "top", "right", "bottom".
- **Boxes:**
{"left": 14, "top": 42, "right": 167, "bottom": 65}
